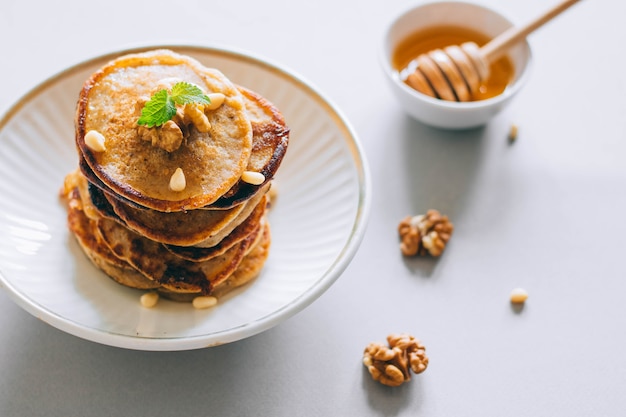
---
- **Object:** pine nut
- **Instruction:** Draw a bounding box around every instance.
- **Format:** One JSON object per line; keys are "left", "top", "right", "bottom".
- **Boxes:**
{"left": 510, "top": 288, "right": 528, "bottom": 304}
{"left": 85, "top": 130, "right": 106, "bottom": 152}
{"left": 508, "top": 124, "right": 518, "bottom": 143}
{"left": 192, "top": 296, "right": 218, "bottom": 309}
{"left": 169, "top": 167, "right": 186, "bottom": 192}
{"left": 140, "top": 292, "right": 159, "bottom": 308}
{"left": 204, "top": 93, "right": 226, "bottom": 110}
{"left": 241, "top": 171, "right": 265, "bottom": 185}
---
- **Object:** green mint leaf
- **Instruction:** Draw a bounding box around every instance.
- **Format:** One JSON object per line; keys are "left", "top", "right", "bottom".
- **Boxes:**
{"left": 170, "top": 81, "right": 211, "bottom": 106}
{"left": 136, "top": 82, "right": 211, "bottom": 127}
{"left": 137, "top": 89, "right": 177, "bottom": 127}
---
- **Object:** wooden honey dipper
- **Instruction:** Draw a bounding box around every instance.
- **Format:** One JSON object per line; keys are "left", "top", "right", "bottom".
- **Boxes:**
{"left": 401, "top": 0, "right": 581, "bottom": 102}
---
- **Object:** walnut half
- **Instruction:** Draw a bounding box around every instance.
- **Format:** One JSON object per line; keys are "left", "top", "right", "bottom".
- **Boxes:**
{"left": 363, "top": 333, "right": 429, "bottom": 387}
{"left": 136, "top": 81, "right": 222, "bottom": 153}
{"left": 137, "top": 120, "right": 183, "bottom": 153}
{"left": 398, "top": 209, "right": 453, "bottom": 257}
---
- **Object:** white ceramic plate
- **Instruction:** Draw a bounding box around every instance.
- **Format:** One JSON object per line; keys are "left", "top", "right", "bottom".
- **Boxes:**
{"left": 0, "top": 45, "right": 370, "bottom": 351}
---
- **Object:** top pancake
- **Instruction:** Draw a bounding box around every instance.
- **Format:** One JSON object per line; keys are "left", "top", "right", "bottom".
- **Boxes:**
{"left": 76, "top": 49, "right": 253, "bottom": 212}
{"left": 209, "top": 86, "right": 290, "bottom": 208}
{"left": 79, "top": 84, "right": 290, "bottom": 210}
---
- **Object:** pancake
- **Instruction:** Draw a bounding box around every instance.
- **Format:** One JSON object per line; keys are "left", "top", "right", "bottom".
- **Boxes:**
{"left": 79, "top": 84, "right": 289, "bottom": 210}
{"left": 63, "top": 168, "right": 102, "bottom": 221}
{"left": 104, "top": 183, "right": 269, "bottom": 247}
{"left": 87, "top": 180, "right": 117, "bottom": 219}
{"left": 164, "top": 195, "right": 268, "bottom": 261}
{"left": 65, "top": 183, "right": 271, "bottom": 299}
{"left": 78, "top": 165, "right": 268, "bottom": 260}
{"left": 80, "top": 174, "right": 270, "bottom": 250}
{"left": 65, "top": 188, "right": 159, "bottom": 290}
{"left": 212, "top": 221, "right": 271, "bottom": 298}
{"left": 159, "top": 221, "right": 271, "bottom": 302}
{"left": 96, "top": 214, "right": 259, "bottom": 295}
{"left": 208, "top": 86, "right": 289, "bottom": 208}
{"left": 76, "top": 49, "right": 253, "bottom": 212}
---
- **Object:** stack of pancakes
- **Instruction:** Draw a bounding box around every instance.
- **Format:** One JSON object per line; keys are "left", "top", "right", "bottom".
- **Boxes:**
{"left": 62, "top": 50, "right": 289, "bottom": 302}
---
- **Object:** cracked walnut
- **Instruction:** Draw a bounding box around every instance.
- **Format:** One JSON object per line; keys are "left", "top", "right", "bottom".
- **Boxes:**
{"left": 363, "top": 333, "right": 429, "bottom": 387}
{"left": 398, "top": 209, "right": 453, "bottom": 256}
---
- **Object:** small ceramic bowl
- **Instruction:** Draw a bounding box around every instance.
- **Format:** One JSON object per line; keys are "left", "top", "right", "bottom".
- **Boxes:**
{"left": 381, "top": 1, "right": 532, "bottom": 129}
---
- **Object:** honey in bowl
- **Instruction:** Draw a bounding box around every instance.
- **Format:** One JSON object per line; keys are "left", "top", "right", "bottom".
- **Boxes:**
{"left": 393, "top": 25, "right": 515, "bottom": 101}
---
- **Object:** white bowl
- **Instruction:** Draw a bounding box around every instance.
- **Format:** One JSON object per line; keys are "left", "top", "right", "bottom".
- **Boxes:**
{"left": 381, "top": 1, "right": 532, "bottom": 129}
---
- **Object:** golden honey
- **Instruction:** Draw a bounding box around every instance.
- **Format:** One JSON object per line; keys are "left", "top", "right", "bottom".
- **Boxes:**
{"left": 392, "top": 25, "right": 515, "bottom": 101}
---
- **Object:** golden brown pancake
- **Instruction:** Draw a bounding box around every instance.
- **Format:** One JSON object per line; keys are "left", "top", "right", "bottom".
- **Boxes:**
{"left": 164, "top": 195, "right": 268, "bottom": 261}
{"left": 103, "top": 183, "right": 269, "bottom": 247}
{"left": 63, "top": 168, "right": 102, "bottom": 221}
{"left": 209, "top": 86, "right": 289, "bottom": 208}
{"left": 76, "top": 49, "right": 253, "bottom": 212}
{"left": 158, "top": 222, "right": 271, "bottom": 301}
{"left": 64, "top": 183, "right": 271, "bottom": 300}
{"left": 79, "top": 84, "right": 289, "bottom": 210}
{"left": 95, "top": 214, "right": 259, "bottom": 295}
{"left": 212, "top": 221, "right": 271, "bottom": 297}
{"left": 65, "top": 188, "right": 159, "bottom": 290}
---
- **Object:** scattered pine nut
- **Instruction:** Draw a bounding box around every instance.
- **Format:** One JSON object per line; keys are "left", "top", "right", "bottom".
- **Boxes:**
{"left": 169, "top": 167, "right": 186, "bottom": 191}
{"left": 241, "top": 171, "right": 265, "bottom": 185}
{"left": 510, "top": 288, "right": 528, "bottom": 304}
{"left": 85, "top": 130, "right": 107, "bottom": 152}
{"left": 140, "top": 292, "right": 159, "bottom": 308}
{"left": 192, "top": 296, "right": 218, "bottom": 309}
{"left": 508, "top": 123, "right": 518, "bottom": 143}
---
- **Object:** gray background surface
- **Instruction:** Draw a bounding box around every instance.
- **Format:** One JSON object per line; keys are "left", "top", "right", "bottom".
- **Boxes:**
{"left": 1, "top": 0, "right": 624, "bottom": 415}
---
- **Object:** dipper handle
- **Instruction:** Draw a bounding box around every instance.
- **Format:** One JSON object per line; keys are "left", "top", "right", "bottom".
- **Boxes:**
{"left": 480, "top": 0, "right": 582, "bottom": 62}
